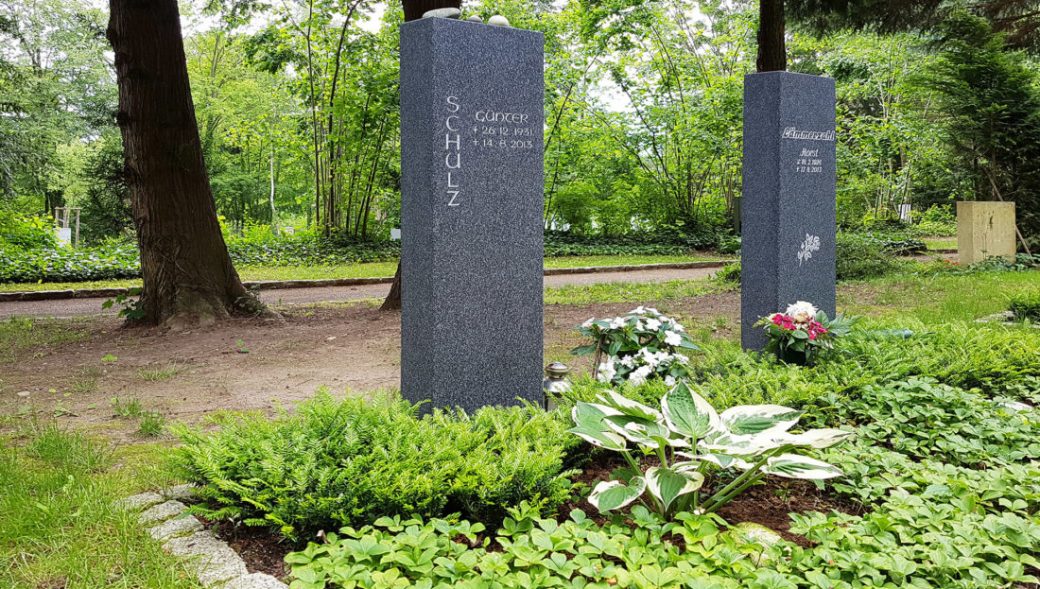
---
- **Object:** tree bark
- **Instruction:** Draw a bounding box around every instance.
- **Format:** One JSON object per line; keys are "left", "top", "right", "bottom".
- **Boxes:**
{"left": 757, "top": 0, "right": 787, "bottom": 72}
{"left": 381, "top": 0, "right": 462, "bottom": 311}
{"left": 107, "top": 0, "right": 262, "bottom": 327}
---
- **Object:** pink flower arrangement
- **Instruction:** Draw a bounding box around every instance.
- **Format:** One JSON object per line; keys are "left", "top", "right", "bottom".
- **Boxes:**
{"left": 757, "top": 301, "right": 853, "bottom": 365}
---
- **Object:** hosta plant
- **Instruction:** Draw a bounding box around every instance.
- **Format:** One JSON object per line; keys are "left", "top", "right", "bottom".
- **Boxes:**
{"left": 572, "top": 306, "right": 700, "bottom": 386}
{"left": 569, "top": 381, "right": 852, "bottom": 519}
{"left": 755, "top": 301, "right": 854, "bottom": 365}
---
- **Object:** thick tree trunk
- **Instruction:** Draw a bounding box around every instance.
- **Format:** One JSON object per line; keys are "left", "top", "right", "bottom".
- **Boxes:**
{"left": 757, "top": 0, "right": 787, "bottom": 72}
{"left": 381, "top": 0, "right": 461, "bottom": 311}
{"left": 107, "top": 0, "right": 262, "bottom": 327}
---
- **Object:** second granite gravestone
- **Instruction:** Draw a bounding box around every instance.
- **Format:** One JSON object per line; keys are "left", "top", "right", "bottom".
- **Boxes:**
{"left": 741, "top": 72, "right": 837, "bottom": 350}
{"left": 400, "top": 18, "right": 544, "bottom": 412}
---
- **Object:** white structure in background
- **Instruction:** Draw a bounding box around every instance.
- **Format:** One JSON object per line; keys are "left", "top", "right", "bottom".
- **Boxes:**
{"left": 390, "top": 228, "right": 401, "bottom": 241}
{"left": 54, "top": 207, "right": 81, "bottom": 247}
{"left": 898, "top": 204, "right": 912, "bottom": 223}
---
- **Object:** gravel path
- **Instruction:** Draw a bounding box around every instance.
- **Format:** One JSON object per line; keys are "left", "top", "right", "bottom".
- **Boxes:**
{"left": 0, "top": 266, "right": 720, "bottom": 319}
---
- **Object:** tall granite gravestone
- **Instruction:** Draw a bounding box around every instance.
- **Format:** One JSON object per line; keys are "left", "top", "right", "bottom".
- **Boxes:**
{"left": 741, "top": 72, "right": 837, "bottom": 350}
{"left": 400, "top": 18, "right": 544, "bottom": 412}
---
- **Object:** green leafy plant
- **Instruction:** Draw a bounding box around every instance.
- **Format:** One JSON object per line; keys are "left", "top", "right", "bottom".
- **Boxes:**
{"left": 1009, "top": 290, "right": 1040, "bottom": 321}
{"left": 572, "top": 307, "right": 699, "bottom": 386}
{"left": 172, "top": 394, "right": 580, "bottom": 539}
{"left": 284, "top": 505, "right": 776, "bottom": 589}
{"left": 101, "top": 287, "right": 144, "bottom": 320}
{"left": 809, "top": 377, "right": 1040, "bottom": 467}
{"left": 569, "top": 382, "right": 851, "bottom": 519}
{"left": 110, "top": 396, "right": 143, "bottom": 418}
{"left": 137, "top": 412, "right": 166, "bottom": 437}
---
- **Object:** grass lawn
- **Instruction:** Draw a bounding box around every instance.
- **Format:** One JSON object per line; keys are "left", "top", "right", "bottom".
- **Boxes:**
{"left": 0, "top": 253, "right": 725, "bottom": 293}
{"left": 839, "top": 269, "right": 1040, "bottom": 324}
{"left": 0, "top": 424, "right": 199, "bottom": 588}
{"left": 923, "top": 237, "right": 958, "bottom": 251}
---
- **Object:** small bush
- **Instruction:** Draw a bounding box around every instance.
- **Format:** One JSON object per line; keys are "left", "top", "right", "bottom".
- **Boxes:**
{"left": 172, "top": 394, "right": 581, "bottom": 539}
{"left": 1009, "top": 291, "right": 1040, "bottom": 321}
{"left": 836, "top": 233, "right": 900, "bottom": 279}
{"left": 0, "top": 209, "right": 55, "bottom": 250}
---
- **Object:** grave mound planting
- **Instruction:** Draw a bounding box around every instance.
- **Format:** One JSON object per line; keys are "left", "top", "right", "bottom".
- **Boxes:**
{"left": 176, "top": 323, "right": 1040, "bottom": 588}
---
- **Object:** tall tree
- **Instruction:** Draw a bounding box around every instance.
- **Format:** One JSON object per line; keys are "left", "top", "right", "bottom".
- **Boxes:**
{"left": 381, "top": 0, "right": 460, "bottom": 311}
{"left": 107, "top": 0, "right": 261, "bottom": 326}
{"left": 757, "top": 0, "right": 787, "bottom": 71}
{"left": 787, "top": 0, "right": 1040, "bottom": 51}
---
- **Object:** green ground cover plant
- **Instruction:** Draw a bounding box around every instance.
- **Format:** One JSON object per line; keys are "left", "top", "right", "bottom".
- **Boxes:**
{"left": 283, "top": 372, "right": 1040, "bottom": 589}
{"left": 0, "top": 229, "right": 728, "bottom": 285}
{"left": 0, "top": 423, "right": 199, "bottom": 589}
{"left": 809, "top": 377, "right": 1040, "bottom": 467}
{"left": 172, "top": 394, "right": 581, "bottom": 540}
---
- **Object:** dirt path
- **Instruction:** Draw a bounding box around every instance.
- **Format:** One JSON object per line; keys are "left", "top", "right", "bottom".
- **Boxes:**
{"left": 0, "top": 266, "right": 721, "bottom": 319}
{"left": 0, "top": 286, "right": 739, "bottom": 441}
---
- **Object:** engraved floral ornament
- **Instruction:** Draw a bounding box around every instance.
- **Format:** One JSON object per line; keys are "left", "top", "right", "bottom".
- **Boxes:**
{"left": 797, "top": 234, "right": 821, "bottom": 266}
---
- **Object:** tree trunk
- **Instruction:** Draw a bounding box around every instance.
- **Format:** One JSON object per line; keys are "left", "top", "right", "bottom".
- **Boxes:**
{"left": 107, "top": 0, "right": 262, "bottom": 327}
{"left": 381, "top": 0, "right": 462, "bottom": 311}
{"left": 757, "top": 0, "right": 787, "bottom": 72}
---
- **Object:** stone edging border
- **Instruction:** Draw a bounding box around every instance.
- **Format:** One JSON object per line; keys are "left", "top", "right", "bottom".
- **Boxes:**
{"left": 0, "top": 260, "right": 735, "bottom": 303}
{"left": 115, "top": 486, "right": 287, "bottom": 589}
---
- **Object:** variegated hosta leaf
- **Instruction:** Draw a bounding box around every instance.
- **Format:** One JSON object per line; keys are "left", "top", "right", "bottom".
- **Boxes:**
{"left": 698, "top": 452, "right": 754, "bottom": 470}
{"left": 603, "top": 415, "right": 674, "bottom": 448}
{"left": 762, "top": 454, "right": 843, "bottom": 480}
{"left": 661, "top": 381, "right": 721, "bottom": 439}
{"left": 701, "top": 432, "right": 779, "bottom": 457}
{"left": 646, "top": 467, "right": 704, "bottom": 512}
{"left": 720, "top": 405, "right": 803, "bottom": 436}
{"left": 569, "top": 403, "right": 628, "bottom": 451}
{"left": 597, "top": 390, "right": 663, "bottom": 422}
{"left": 589, "top": 477, "right": 646, "bottom": 512}
{"left": 772, "top": 428, "right": 855, "bottom": 449}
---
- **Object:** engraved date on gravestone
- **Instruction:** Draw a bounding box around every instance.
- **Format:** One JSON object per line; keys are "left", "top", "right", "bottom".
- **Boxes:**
{"left": 441, "top": 96, "right": 537, "bottom": 207}
{"left": 782, "top": 127, "right": 833, "bottom": 175}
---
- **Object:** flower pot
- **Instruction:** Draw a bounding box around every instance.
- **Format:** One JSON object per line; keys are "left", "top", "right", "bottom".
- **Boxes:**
{"left": 779, "top": 347, "right": 811, "bottom": 366}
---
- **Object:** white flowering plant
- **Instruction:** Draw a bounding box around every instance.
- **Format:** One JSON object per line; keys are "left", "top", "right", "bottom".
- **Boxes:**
{"left": 572, "top": 307, "right": 699, "bottom": 387}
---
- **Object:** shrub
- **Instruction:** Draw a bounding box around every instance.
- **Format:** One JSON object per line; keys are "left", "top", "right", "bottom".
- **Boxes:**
{"left": 171, "top": 394, "right": 580, "bottom": 540}
{"left": 0, "top": 240, "right": 140, "bottom": 283}
{"left": 836, "top": 233, "right": 901, "bottom": 279}
{"left": 0, "top": 210, "right": 55, "bottom": 250}
{"left": 1009, "top": 290, "right": 1040, "bottom": 321}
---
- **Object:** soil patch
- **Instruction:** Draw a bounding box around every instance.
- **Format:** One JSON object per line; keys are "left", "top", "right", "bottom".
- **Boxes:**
{"left": 0, "top": 292, "right": 740, "bottom": 441}
{"left": 210, "top": 520, "right": 295, "bottom": 581}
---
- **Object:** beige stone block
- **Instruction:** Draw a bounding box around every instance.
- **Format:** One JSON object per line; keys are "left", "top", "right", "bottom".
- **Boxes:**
{"left": 957, "top": 201, "right": 1016, "bottom": 265}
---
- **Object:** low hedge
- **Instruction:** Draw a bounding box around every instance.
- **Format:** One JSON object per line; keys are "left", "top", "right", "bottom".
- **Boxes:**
{"left": 171, "top": 395, "right": 581, "bottom": 540}
{"left": 1, "top": 231, "right": 724, "bottom": 284}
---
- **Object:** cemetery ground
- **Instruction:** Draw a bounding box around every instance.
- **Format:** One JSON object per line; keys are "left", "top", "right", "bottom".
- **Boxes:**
{"left": 2, "top": 264, "right": 1039, "bottom": 588}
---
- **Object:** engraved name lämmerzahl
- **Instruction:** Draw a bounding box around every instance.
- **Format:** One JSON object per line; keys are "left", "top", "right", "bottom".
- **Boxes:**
{"left": 782, "top": 127, "right": 835, "bottom": 142}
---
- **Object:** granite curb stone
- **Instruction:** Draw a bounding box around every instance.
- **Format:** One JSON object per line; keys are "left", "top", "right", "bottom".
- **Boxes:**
{"left": 138, "top": 500, "right": 188, "bottom": 526}
{"left": 114, "top": 491, "right": 164, "bottom": 511}
{"left": 225, "top": 573, "right": 290, "bottom": 589}
{"left": 148, "top": 514, "right": 204, "bottom": 541}
{"left": 164, "top": 531, "right": 249, "bottom": 587}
